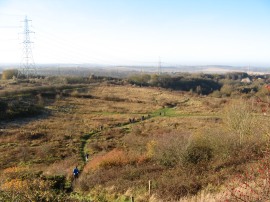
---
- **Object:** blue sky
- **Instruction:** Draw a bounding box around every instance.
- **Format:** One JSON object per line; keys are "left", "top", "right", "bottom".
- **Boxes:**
{"left": 0, "top": 0, "right": 270, "bottom": 66}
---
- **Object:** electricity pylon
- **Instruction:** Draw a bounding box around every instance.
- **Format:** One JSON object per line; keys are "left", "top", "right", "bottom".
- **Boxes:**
{"left": 158, "top": 57, "right": 162, "bottom": 75}
{"left": 19, "top": 16, "right": 36, "bottom": 78}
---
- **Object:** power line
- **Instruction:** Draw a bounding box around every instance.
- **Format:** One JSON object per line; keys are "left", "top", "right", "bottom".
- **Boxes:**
{"left": 0, "top": 26, "right": 21, "bottom": 29}
{"left": 0, "top": 13, "right": 24, "bottom": 17}
{"left": 33, "top": 26, "right": 159, "bottom": 66}
{"left": 19, "top": 16, "right": 36, "bottom": 77}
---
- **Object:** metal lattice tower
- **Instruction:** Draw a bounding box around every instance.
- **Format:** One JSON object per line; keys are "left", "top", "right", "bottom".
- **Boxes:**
{"left": 19, "top": 16, "right": 36, "bottom": 78}
{"left": 158, "top": 57, "right": 162, "bottom": 75}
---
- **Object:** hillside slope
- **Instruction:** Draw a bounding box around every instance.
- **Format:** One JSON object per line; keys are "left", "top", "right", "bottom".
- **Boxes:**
{"left": 0, "top": 82, "right": 269, "bottom": 201}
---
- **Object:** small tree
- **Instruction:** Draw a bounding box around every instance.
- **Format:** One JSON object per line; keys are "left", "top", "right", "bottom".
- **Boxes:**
{"left": 223, "top": 100, "right": 256, "bottom": 145}
{"left": 220, "top": 84, "right": 234, "bottom": 97}
{"left": 2, "top": 69, "right": 18, "bottom": 80}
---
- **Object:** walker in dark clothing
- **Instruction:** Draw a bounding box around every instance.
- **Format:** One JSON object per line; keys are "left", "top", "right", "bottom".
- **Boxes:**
{"left": 73, "top": 166, "right": 79, "bottom": 179}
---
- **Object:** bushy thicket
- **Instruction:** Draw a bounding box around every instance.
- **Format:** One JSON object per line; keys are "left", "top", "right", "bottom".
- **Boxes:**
{"left": 0, "top": 95, "right": 45, "bottom": 120}
{"left": 153, "top": 102, "right": 266, "bottom": 200}
{"left": 0, "top": 166, "right": 72, "bottom": 202}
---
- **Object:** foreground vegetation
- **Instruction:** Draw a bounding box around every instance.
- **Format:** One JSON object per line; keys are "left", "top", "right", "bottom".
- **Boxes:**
{"left": 0, "top": 72, "right": 270, "bottom": 201}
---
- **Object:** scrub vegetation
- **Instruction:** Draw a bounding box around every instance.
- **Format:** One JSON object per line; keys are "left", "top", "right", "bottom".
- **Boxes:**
{"left": 0, "top": 72, "right": 270, "bottom": 201}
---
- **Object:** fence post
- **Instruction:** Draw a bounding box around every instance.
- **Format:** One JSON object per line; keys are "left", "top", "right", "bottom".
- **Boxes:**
{"left": 149, "top": 180, "right": 151, "bottom": 196}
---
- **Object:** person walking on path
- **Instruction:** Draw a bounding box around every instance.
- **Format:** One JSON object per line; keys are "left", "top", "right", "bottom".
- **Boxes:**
{"left": 85, "top": 153, "right": 89, "bottom": 161}
{"left": 73, "top": 166, "right": 79, "bottom": 179}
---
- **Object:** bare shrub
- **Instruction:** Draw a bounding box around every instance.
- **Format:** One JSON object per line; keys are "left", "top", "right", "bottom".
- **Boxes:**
{"left": 153, "top": 132, "right": 191, "bottom": 167}
{"left": 223, "top": 100, "right": 258, "bottom": 145}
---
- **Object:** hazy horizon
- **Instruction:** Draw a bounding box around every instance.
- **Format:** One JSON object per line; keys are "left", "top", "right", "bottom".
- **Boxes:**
{"left": 0, "top": 0, "right": 270, "bottom": 66}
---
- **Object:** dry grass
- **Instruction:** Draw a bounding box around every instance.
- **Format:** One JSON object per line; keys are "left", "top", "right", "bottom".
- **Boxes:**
{"left": 2, "top": 81, "right": 266, "bottom": 200}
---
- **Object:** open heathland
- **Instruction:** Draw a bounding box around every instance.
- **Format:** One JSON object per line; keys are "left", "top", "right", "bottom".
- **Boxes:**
{"left": 1, "top": 75, "right": 270, "bottom": 201}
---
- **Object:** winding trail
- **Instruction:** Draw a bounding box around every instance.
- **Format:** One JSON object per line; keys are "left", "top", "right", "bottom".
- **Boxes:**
{"left": 71, "top": 106, "right": 220, "bottom": 190}
{"left": 79, "top": 107, "right": 220, "bottom": 167}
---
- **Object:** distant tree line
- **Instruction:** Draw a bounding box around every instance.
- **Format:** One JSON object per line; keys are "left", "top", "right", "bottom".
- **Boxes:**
{"left": 2, "top": 68, "right": 270, "bottom": 97}
{"left": 128, "top": 73, "right": 221, "bottom": 95}
{"left": 127, "top": 72, "right": 270, "bottom": 96}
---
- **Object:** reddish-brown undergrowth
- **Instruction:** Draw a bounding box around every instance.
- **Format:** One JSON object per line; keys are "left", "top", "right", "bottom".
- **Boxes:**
{"left": 84, "top": 149, "right": 149, "bottom": 172}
